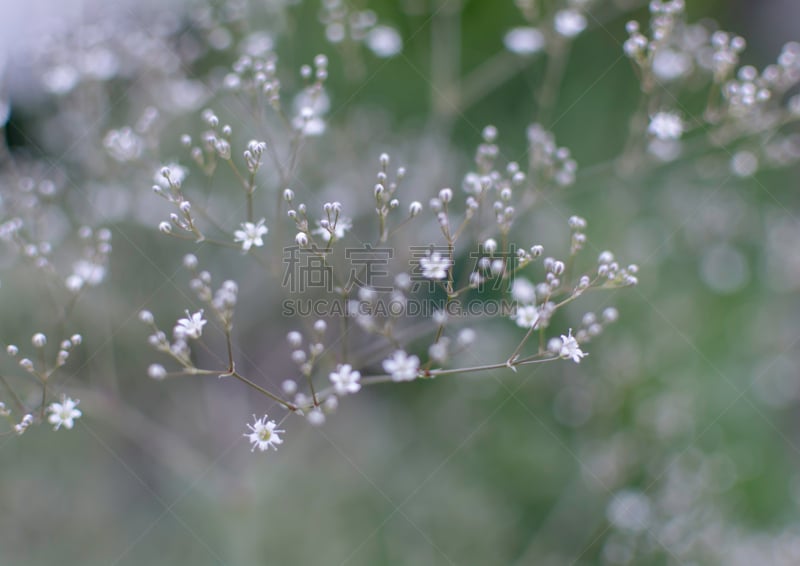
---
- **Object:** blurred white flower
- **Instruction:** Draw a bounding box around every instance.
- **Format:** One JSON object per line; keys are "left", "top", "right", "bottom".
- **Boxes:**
{"left": 648, "top": 112, "right": 683, "bottom": 140}
{"left": 330, "top": 364, "right": 361, "bottom": 395}
{"left": 382, "top": 350, "right": 420, "bottom": 382}
{"left": 72, "top": 259, "right": 105, "bottom": 286}
{"left": 420, "top": 251, "right": 451, "bottom": 280}
{"left": 511, "top": 278, "right": 536, "bottom": 304}
{"left": 514, "top": 305, "right": 540, "bottom": 328}
{"left": 503, "top": 27, "right": 545, "bottom": 56}
{"left": 554, "top": 10, "right": 587, "bottom": 38}
{"left": 366, "top": 26, "right": 402, "bottom": 58}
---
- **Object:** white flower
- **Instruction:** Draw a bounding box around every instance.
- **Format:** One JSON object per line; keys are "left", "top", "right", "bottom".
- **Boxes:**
{"left": 329, "top": 364, "right": 361, "bottom": 395}
{"left": 244, "top": 414, "right": 285, "bottom": 452}
{"left": 559, "top": 329, "right": 587, "bottom": 363}
{"left": 420, "top": 251, "right": 451, "bottom": 280}
{"left": 104, "top": 127, "right": 143, "bottom": 162}
{"left": 72, "top": 259, "right": 106, "bottom": 286}
{"left": 652, "top": 49, "right": 692, "bottom": 82}
{"left": 234, "top": 218, "right": 268, "bottom": 251}
{"left": 648, "top": 112, "right": 683, "bottom": 140}
{"left": 382, "top": 350, "right": 420, "bottom": 382}
{"left": 176, "top": 309, "right": 207, "bottom": 339}
{"left": 514, "top": 305, "right": 540, "bottom": 328}
{"left": 504, "top": 27, "right": 545, "bottom": 56}
{"left": 314, "top": 217, "right": 352, "bottom": 242}
{"left": 511, "top": 278, "right": 536, "bottom": 304}
{"left": 554, "top": 9, "right": 587, "bottom": 38}
{"left": 47, "top": 396, "right": 82, "bottom": 430}
{"left": 366, "top": 26, "right": 403, "bottom": 58}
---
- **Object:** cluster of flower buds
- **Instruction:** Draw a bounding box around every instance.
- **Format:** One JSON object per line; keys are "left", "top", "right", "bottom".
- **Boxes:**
{"left": 224, "top": 53, "right": 281, "bottom": 105}
{"left": 293, "top": 55, "right": 330, "bottom": 136}
{"left": 597, "top": 251, "right": 639, "bottom": 287}
{"left": 319, "top": 1, "right": 403, "bottom": 58}
{"left": 152, "top": 162, "right": 203, "bottom": 240}
{"left": 6, "top": 332, "right": 82, "bottom": 375}
{"left": 527, "top": 123, "right": 577, "bottom": 188}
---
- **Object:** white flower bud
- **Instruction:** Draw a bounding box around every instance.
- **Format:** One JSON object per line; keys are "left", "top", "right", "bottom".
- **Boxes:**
{"left": 457, "top": 328, "right": 476, "bottom": 347}
{"left": 295, "top": 232, "right": 308, "bottom": 246}
{"left": 32, "top": 333, "right": 47, "bottom": 348}
{"left": 602, "top": 307, "right": 619, "bottom": 323}
{"left": 287, "top": 331, "right": 303, "bottom": 347}
{"left": 148, "top": 364, "right": 167, "bottom": 380}
{"left": 409, "top": 201, "right": 422, "bottom": 216}
{"left": 307, "top": 408, "right": 326, "bottom": 426}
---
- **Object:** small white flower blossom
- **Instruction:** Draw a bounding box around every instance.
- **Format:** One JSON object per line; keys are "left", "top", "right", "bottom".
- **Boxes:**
{"left": 245, "top": 414, "right": 285, "bottom": 452}
{"left": 234, "top": 218, "right": 268, "bottom": 251}
{"left": 47, "top": 396, "right": 82, "bottom": 430}
{"left": 176, "top": 309, "right": 207, "bottom": 339}
{"left": 559, "top": 329, "right": 587, "bottom": 363}
{"left": 382, "top": 350, "right": 420, "bottom": 382}
{"left": 648, "top": 112, "right": 683, "bottom": 140}
{"left": 329, "top": 364, "right": 361, "bottom": 395}
{"left": 420, "top": 251, "right": 451, "bottom": 280}
{"left": 514, "top": 305, "right": 540, "bottom": 328}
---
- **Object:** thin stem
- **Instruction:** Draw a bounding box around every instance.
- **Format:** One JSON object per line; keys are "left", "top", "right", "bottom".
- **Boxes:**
{"left": 0, "top": 374, "right": 26, "bottom": 414}
{"left": 227, "top": 370, "right": 296, "bottom": 411}
{"left": 507, "top": 323, "right": 539, "bottom": 364}
{"left": 537, "top": 36, "right": 572, "bottom": 126}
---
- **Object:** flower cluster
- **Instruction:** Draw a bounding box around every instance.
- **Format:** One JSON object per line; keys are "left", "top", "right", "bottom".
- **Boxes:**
{"left": 1, "top": 333, "right": 83, "bottom": 436}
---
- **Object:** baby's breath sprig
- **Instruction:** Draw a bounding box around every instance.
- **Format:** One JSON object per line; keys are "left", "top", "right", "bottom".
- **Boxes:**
{"left": 0, "top": 333, "right": 83, "bottom": 436}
